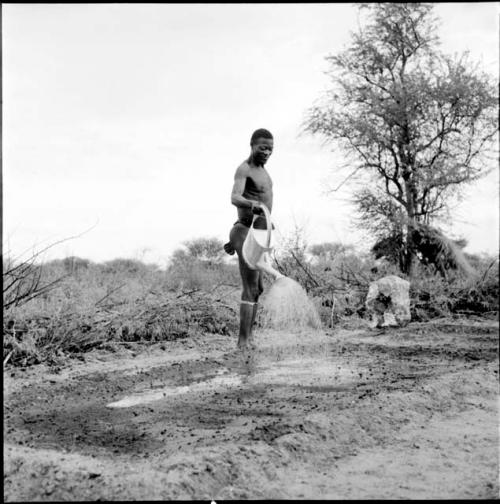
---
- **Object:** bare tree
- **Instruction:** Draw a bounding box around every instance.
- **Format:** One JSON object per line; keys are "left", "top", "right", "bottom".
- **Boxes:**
{"left": 3, "top": 227, "right": 96, "bottom": 310}
{"left": 4, "top": 249, "right": 66, "bottom": 310}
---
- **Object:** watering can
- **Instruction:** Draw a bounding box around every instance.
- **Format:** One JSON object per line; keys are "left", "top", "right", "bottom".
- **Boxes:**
{"left": 242, "top": 203, "right": 284, "bottom": 280}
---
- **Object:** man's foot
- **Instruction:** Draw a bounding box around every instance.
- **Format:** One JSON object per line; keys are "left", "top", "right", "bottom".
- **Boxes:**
{"left": 237, "top": 337, "right": 256, "bottom": 351}
{"left": 224, "top": 241, "right": 235, "bottom": 255}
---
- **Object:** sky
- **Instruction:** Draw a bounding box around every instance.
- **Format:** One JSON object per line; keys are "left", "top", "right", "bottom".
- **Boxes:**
{"left": 3, "top": 3, "right": 499, "bottom": 267}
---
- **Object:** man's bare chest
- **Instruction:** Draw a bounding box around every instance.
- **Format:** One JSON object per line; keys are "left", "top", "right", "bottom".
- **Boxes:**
{"left": 245, "top": 168, "right": 273, "bottom": 194}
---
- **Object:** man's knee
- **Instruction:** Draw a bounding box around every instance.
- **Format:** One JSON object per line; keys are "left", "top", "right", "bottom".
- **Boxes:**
{"left": 242, "top": 284, "right": 260, "bottom": 302}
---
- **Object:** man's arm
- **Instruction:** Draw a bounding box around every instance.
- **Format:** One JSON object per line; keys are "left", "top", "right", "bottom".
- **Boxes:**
{"left": 230, "top": 164, "right": 261, "bottom": 212}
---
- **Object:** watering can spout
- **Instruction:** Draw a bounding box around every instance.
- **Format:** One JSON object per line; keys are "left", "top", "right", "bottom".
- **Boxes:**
{"left": 255, "top": 254, "right": 284, "bottom": 280}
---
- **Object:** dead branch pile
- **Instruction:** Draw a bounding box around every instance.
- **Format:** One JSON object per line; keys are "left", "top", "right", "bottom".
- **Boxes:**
{"left": 3, "top": 291, "right": 238, "bottom": 367}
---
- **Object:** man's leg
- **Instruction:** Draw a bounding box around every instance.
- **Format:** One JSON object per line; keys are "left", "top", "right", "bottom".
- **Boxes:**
{"left": 251, "top": 273, "right": 264, "bottom": 328}
{"left": 239, "top": 301, "right": 256, "bottom": 349}
{"left": 237, "top": 261, "right": 261, "bottom": 349}
{"left": 229, "top": 222, "right": 267, "bottom": 349}
{"left": 229, "top": 223, "right": 257, "bottom": 349}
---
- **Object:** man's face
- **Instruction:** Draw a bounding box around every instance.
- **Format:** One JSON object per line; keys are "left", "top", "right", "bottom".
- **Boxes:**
{"left": 251, "top": 137, "right": 274, "bottom": 165}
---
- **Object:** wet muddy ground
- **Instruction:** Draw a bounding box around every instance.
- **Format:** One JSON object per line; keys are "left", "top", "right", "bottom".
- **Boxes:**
{"left": 4, "top": 319, "right": 499, "bottom": 500}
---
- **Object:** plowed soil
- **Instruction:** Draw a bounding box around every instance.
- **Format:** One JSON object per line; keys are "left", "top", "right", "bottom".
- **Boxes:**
{"left": 4, "top": 319, "right": 499, "bottom": 500}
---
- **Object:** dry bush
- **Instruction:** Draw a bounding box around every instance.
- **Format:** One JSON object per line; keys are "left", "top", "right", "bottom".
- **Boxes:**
{"left": 3, "top": 255, "right": 240, "bottom": 367}
{"left": 165, "top": 258, "right": 240, "bottom": 292}
{"left": 410, "top": 257, "right": 499, "bottom": 321}
{"left": 4, "top": 238, "right": 496, "bottom": 367}
{"left": 3, "top": 256, "right": 67, "bottom": 311}
{"left": 271, "top": 239, "right": 388, "bottom": 327}
{"left": 271, "top": 236, "right": 498, "bottom": 327}
{"left": 165, "top": 237, "right": 240, "bottom": 292}
{"left": 3, "top": 289, "right": 239, "bottom": 367}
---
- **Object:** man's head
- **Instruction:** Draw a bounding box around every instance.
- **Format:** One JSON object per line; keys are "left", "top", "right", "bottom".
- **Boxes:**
{"left": 250, "top": 128, "right": 274, "bottom": 166}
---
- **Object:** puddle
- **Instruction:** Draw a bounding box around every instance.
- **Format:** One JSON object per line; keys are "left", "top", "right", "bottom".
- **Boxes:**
{"left": 106, "top": 356, "right": 361, "bottom": 409}
{"left": 251, "top": 358, "right": 359, "bottom": 387}
{"left": 107, "top": 370, "right": 242, "bottom": 408}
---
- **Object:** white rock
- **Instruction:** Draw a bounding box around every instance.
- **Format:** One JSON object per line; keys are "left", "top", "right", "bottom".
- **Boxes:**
{"left": 365, "top": 275, "right": 411, "bottom": 328}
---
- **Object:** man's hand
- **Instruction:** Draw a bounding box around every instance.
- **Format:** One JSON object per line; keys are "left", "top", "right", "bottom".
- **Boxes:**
{"left": 251, "top": 202, "right": 264, "bottom": 215}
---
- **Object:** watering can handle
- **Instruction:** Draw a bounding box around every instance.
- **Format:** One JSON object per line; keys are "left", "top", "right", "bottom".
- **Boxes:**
{"left": 251, "top": 203, "right": 273, "bottom": 248}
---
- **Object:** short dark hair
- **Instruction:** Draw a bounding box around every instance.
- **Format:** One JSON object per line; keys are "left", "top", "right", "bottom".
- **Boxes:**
{"left": 250, "top": 128, "right": 273, "bottom": 145}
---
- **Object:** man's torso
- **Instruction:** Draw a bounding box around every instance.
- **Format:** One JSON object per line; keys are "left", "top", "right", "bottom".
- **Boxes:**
{"left": 237, "top": 161, "right": 273, "bottom": 229}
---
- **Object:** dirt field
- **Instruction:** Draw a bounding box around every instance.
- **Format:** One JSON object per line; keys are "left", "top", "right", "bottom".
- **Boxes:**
{"left": 4, "top": 318, "right": 499, "bottom": 500}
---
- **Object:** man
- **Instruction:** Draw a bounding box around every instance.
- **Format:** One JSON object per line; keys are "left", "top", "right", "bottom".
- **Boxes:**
{"left": 224, "top": 128, "right": 275, "bottom": 350}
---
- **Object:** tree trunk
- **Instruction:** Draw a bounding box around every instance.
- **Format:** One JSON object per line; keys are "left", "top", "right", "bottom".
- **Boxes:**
{"left": 403, "top": 223, "right": 418, "bottom": 277}
{"left": 403, "top": 169, "right": 419, "bottom": 278}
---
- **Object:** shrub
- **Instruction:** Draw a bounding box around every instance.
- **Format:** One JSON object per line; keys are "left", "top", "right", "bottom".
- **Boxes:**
{"left": 272, "top": 236, "right": 498, "bottom": 325}
{"left": 3, "top": 252, "right": 241, "bottom": 367}
{"left": 3, "top": 289, "right": 239, "bottom": 367}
